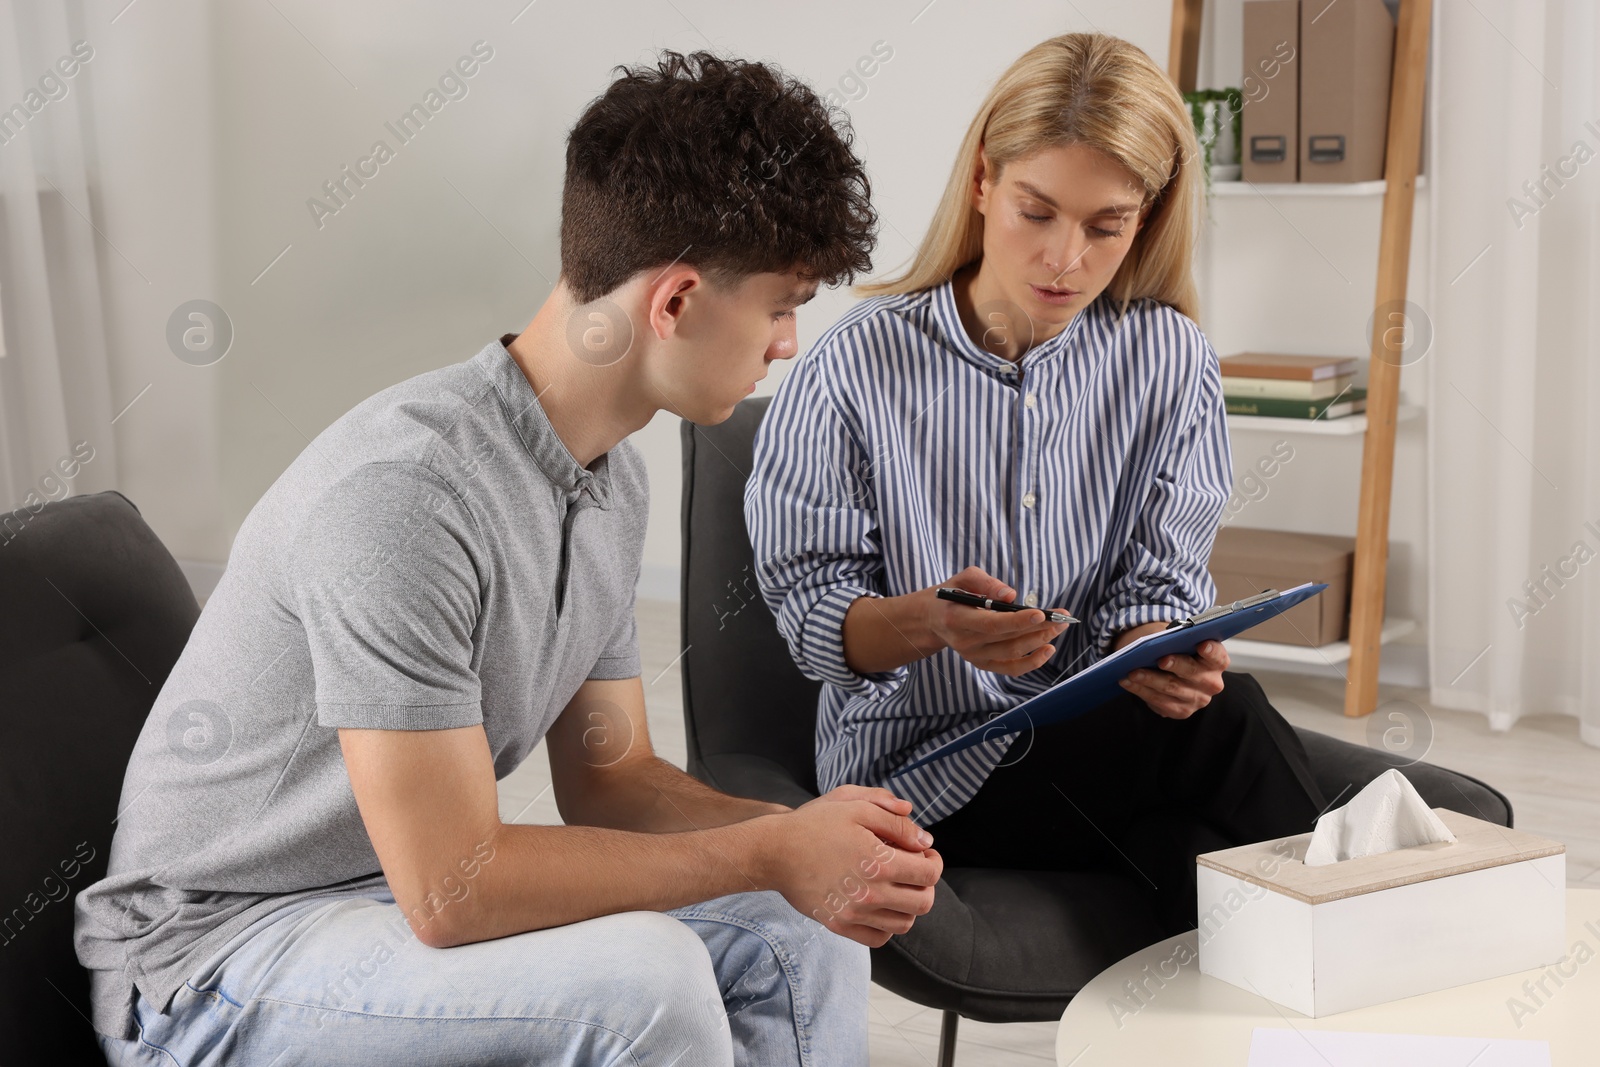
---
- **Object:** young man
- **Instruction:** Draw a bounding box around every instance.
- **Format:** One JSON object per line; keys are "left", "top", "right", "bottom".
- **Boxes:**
{"left": 76, "top": 51, "right": 941, "bottom": 1066}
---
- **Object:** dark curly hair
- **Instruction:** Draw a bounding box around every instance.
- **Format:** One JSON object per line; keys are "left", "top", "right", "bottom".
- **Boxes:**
{"left": 561, "top": 50, "right": 877, "bottom": 303}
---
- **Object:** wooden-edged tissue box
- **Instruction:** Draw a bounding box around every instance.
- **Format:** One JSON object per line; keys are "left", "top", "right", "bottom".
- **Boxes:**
{"left": 1195, "top": 807, "right": 1566, "bottom": 1017}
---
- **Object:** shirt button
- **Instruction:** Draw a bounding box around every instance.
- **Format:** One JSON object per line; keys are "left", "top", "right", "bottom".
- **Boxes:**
{"left": 999, "top": 363, "right": 1017, "bottom": 375}
{"left": 1024, "top": 591, "right": 1039, "bottom": 607}
{"left": 1022, "top": 490, "right": 1037, "bottom": 509}
{"left": 1025, "top": 393, "right": 1038, "bottom": 409}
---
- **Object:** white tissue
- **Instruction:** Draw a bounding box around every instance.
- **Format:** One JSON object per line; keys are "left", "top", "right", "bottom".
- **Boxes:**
{"left": 1303, "top": 768, "right": 1457, "bottom": 866}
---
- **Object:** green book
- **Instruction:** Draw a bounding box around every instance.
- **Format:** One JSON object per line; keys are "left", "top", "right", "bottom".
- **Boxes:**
{"left": 1225, "top": 388, "right": 1367, "bottom": 420}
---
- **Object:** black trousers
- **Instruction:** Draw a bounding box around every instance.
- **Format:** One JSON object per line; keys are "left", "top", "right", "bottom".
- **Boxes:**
{"left": 922, "top": 670, "right": 1328, "bottom": 936}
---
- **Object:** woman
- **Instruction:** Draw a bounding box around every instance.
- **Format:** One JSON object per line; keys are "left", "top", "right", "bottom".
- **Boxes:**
{"left": 744, "top": 32, "right": 1327, "bottom": 933}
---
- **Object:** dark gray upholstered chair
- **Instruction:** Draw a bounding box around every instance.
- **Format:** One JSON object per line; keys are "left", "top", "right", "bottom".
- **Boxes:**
{"left": 0, "top": 491, "right": 201, "bottom": 1064}
{"left": 679, "top": 396, "right": 1514, "bottom": 1066}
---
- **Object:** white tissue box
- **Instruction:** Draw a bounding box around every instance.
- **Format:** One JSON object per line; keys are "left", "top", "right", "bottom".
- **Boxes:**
{"left": 1195, "top": 808, "right": 1566, "bottom": 1017}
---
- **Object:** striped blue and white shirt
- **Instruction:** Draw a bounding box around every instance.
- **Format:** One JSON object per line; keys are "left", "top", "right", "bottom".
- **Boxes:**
{"left": 743, "top": 279, "right": 1233, "bottom": 824}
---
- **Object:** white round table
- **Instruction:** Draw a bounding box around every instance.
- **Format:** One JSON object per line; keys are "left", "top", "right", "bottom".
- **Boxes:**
{"left": 1056, "top": 887, "right": 1598, "bottom": 1064}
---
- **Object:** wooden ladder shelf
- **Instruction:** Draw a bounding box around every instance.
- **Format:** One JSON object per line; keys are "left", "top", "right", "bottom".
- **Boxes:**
{"left": 1168, "top": 0, "right": 1433, "bottom": 717}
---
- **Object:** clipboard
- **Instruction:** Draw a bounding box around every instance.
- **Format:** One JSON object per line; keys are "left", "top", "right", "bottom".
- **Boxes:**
{"left": 894, "top": 582, "right": 1327, "bottom": 774}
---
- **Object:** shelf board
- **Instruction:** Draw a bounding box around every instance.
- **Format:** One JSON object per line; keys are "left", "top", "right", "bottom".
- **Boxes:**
{"left": 1208, "top": 174, "right": 1426, "bottom": 198}
{"left": 1226, "top": 404, "right": 1421, "bottom": 436}
{"left": 1226, "top": 617, "right": 1416, "bottom": 665}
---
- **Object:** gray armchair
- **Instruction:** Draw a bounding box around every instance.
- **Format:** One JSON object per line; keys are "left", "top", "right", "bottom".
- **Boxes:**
{"left": 0, "top": 492, "right": 201, "bottom": 1063}
{"left": 679, "top": 396, "right": 1513, "bottom": 1066}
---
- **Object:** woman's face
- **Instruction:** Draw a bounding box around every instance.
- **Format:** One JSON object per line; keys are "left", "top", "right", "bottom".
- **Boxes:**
{"left": 971, "top": 142, "right": 1149, "bottom": 335}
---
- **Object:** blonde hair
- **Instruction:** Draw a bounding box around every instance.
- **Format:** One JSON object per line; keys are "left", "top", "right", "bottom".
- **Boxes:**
{"left": 856, "top": 33, "right": 1202, "bottom": 324}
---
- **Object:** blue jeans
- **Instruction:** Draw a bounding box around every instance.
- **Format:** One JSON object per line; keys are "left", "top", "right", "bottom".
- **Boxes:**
{"left": 97, "top": 883, "right": 869, "bottom": 1066}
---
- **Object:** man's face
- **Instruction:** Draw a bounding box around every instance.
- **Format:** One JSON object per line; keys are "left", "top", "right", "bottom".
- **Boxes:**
{"left": 659, "top": 268, "right": 815, "bottom": 424}
{"left": 973, "top": 142, "right": 1148, "bottom": 334}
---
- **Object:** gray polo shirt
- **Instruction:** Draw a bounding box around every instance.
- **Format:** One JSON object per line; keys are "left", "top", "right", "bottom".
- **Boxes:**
{"left": 74, "top": 336, "right": 649, "bottom": 1040}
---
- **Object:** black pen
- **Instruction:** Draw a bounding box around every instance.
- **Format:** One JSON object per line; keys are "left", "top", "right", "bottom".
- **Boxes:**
{"left": 936, "top": 587, "right": 1075, "bottom": 624}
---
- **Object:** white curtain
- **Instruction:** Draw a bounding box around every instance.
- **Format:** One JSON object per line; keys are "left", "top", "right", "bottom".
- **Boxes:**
{"left": 0, "top": 0, "right": 117, "bottom": 514}
{"left": 1428, "top": 0, "right": 1600, "bottom": 746}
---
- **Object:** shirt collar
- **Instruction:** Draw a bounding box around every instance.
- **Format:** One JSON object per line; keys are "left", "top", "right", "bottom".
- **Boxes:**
{"left": 928, "top": 275, "right": 1091, "bottom": 377}
{"left": 477, "top": 334, "right": 612, "bottom": 507}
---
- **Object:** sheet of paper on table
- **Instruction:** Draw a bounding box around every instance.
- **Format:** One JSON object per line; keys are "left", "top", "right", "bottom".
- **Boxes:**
{"left": 1246, "top": 1027, "right": 1551, "bottom": 1066}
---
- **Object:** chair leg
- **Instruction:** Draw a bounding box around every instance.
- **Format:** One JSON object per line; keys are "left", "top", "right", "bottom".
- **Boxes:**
{"left": 937, "top": 1009, "right": 959, "bottom": 1067}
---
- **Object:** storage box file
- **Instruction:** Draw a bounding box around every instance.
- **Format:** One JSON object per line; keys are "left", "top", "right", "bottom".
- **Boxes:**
{"left": 1242, "top": 0, "right": 1301, "bottom": 183}
{"left": 1208, "top": 527, "right": 1354, "bottom": 646}
{"left": 1298, "top": 0, "right": 1395, "bottom": 182}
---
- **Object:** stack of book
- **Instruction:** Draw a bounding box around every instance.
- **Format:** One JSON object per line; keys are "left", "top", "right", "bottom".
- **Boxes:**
{"left": 1219, "top": 353, "right": 1367, "bottom": 420}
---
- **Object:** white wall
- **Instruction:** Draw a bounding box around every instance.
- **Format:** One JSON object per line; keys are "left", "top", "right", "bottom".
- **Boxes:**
{"left": 200, "top": 0, "right": 1176, "bottom": 580}
{"left": 80, "top": 0, "right": 225, "bottom": 563}
{"left": 84, "top": 0, "right": 1430, "bottom": 678}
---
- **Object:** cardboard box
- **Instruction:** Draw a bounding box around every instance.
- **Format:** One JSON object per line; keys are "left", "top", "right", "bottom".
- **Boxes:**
{"left": 1299, "top": 0, "right": 1395, "bottom": 182}
{"left": 1242, "top": 0, "right": 1300, "bottom": 183}
{"left": 1196, "top": 809, "right": 1566, "bottom": 1017}
{"left": 1208, "top": 527, "right": 1354, "bottom": 646}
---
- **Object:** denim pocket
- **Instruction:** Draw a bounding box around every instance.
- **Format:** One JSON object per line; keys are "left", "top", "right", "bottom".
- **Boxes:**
{"left": 150, "top": 981, "right": 238, "bottom": 1066}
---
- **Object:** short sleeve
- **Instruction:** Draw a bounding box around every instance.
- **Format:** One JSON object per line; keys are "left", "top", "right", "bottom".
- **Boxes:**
{"left": 588, "top": 567, "right": 642, "bottom": 680}
{"left": 288, "top": 462, "right": 486, "bottom": 729}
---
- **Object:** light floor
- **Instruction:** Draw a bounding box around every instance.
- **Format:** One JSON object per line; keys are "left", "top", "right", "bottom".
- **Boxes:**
{"left": 496, "top": 599, "right": 1600, "bottom": 1066}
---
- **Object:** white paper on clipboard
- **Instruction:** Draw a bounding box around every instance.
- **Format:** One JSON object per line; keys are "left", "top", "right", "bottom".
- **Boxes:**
{"left": 1246, "top": 1027, "right": 1550, "bottom": 1067}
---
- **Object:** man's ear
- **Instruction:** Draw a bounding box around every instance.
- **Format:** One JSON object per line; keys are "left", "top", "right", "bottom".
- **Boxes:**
{"left": 644, "top": 264, "right": 704, "bottom": 341}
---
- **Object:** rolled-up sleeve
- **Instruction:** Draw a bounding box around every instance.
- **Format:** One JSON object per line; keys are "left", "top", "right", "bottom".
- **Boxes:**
{"left": 744, "top": 355, "right": 909, "bottom": 699}
{"left": 1089, "top": 337, "right": 1233, "bottom": 657}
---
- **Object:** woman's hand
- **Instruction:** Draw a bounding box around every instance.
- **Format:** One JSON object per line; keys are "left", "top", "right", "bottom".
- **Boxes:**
{"left": 1119, "top": 639, "right": 1229, "bottom": 719}
{"left": 922, "top": 566, "right": 1074, "bottom": 677}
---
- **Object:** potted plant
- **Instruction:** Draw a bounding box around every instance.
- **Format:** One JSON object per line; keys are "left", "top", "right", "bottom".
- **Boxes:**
{"left": 1183, "top": 87, "right": 1243, "bottom": 197}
